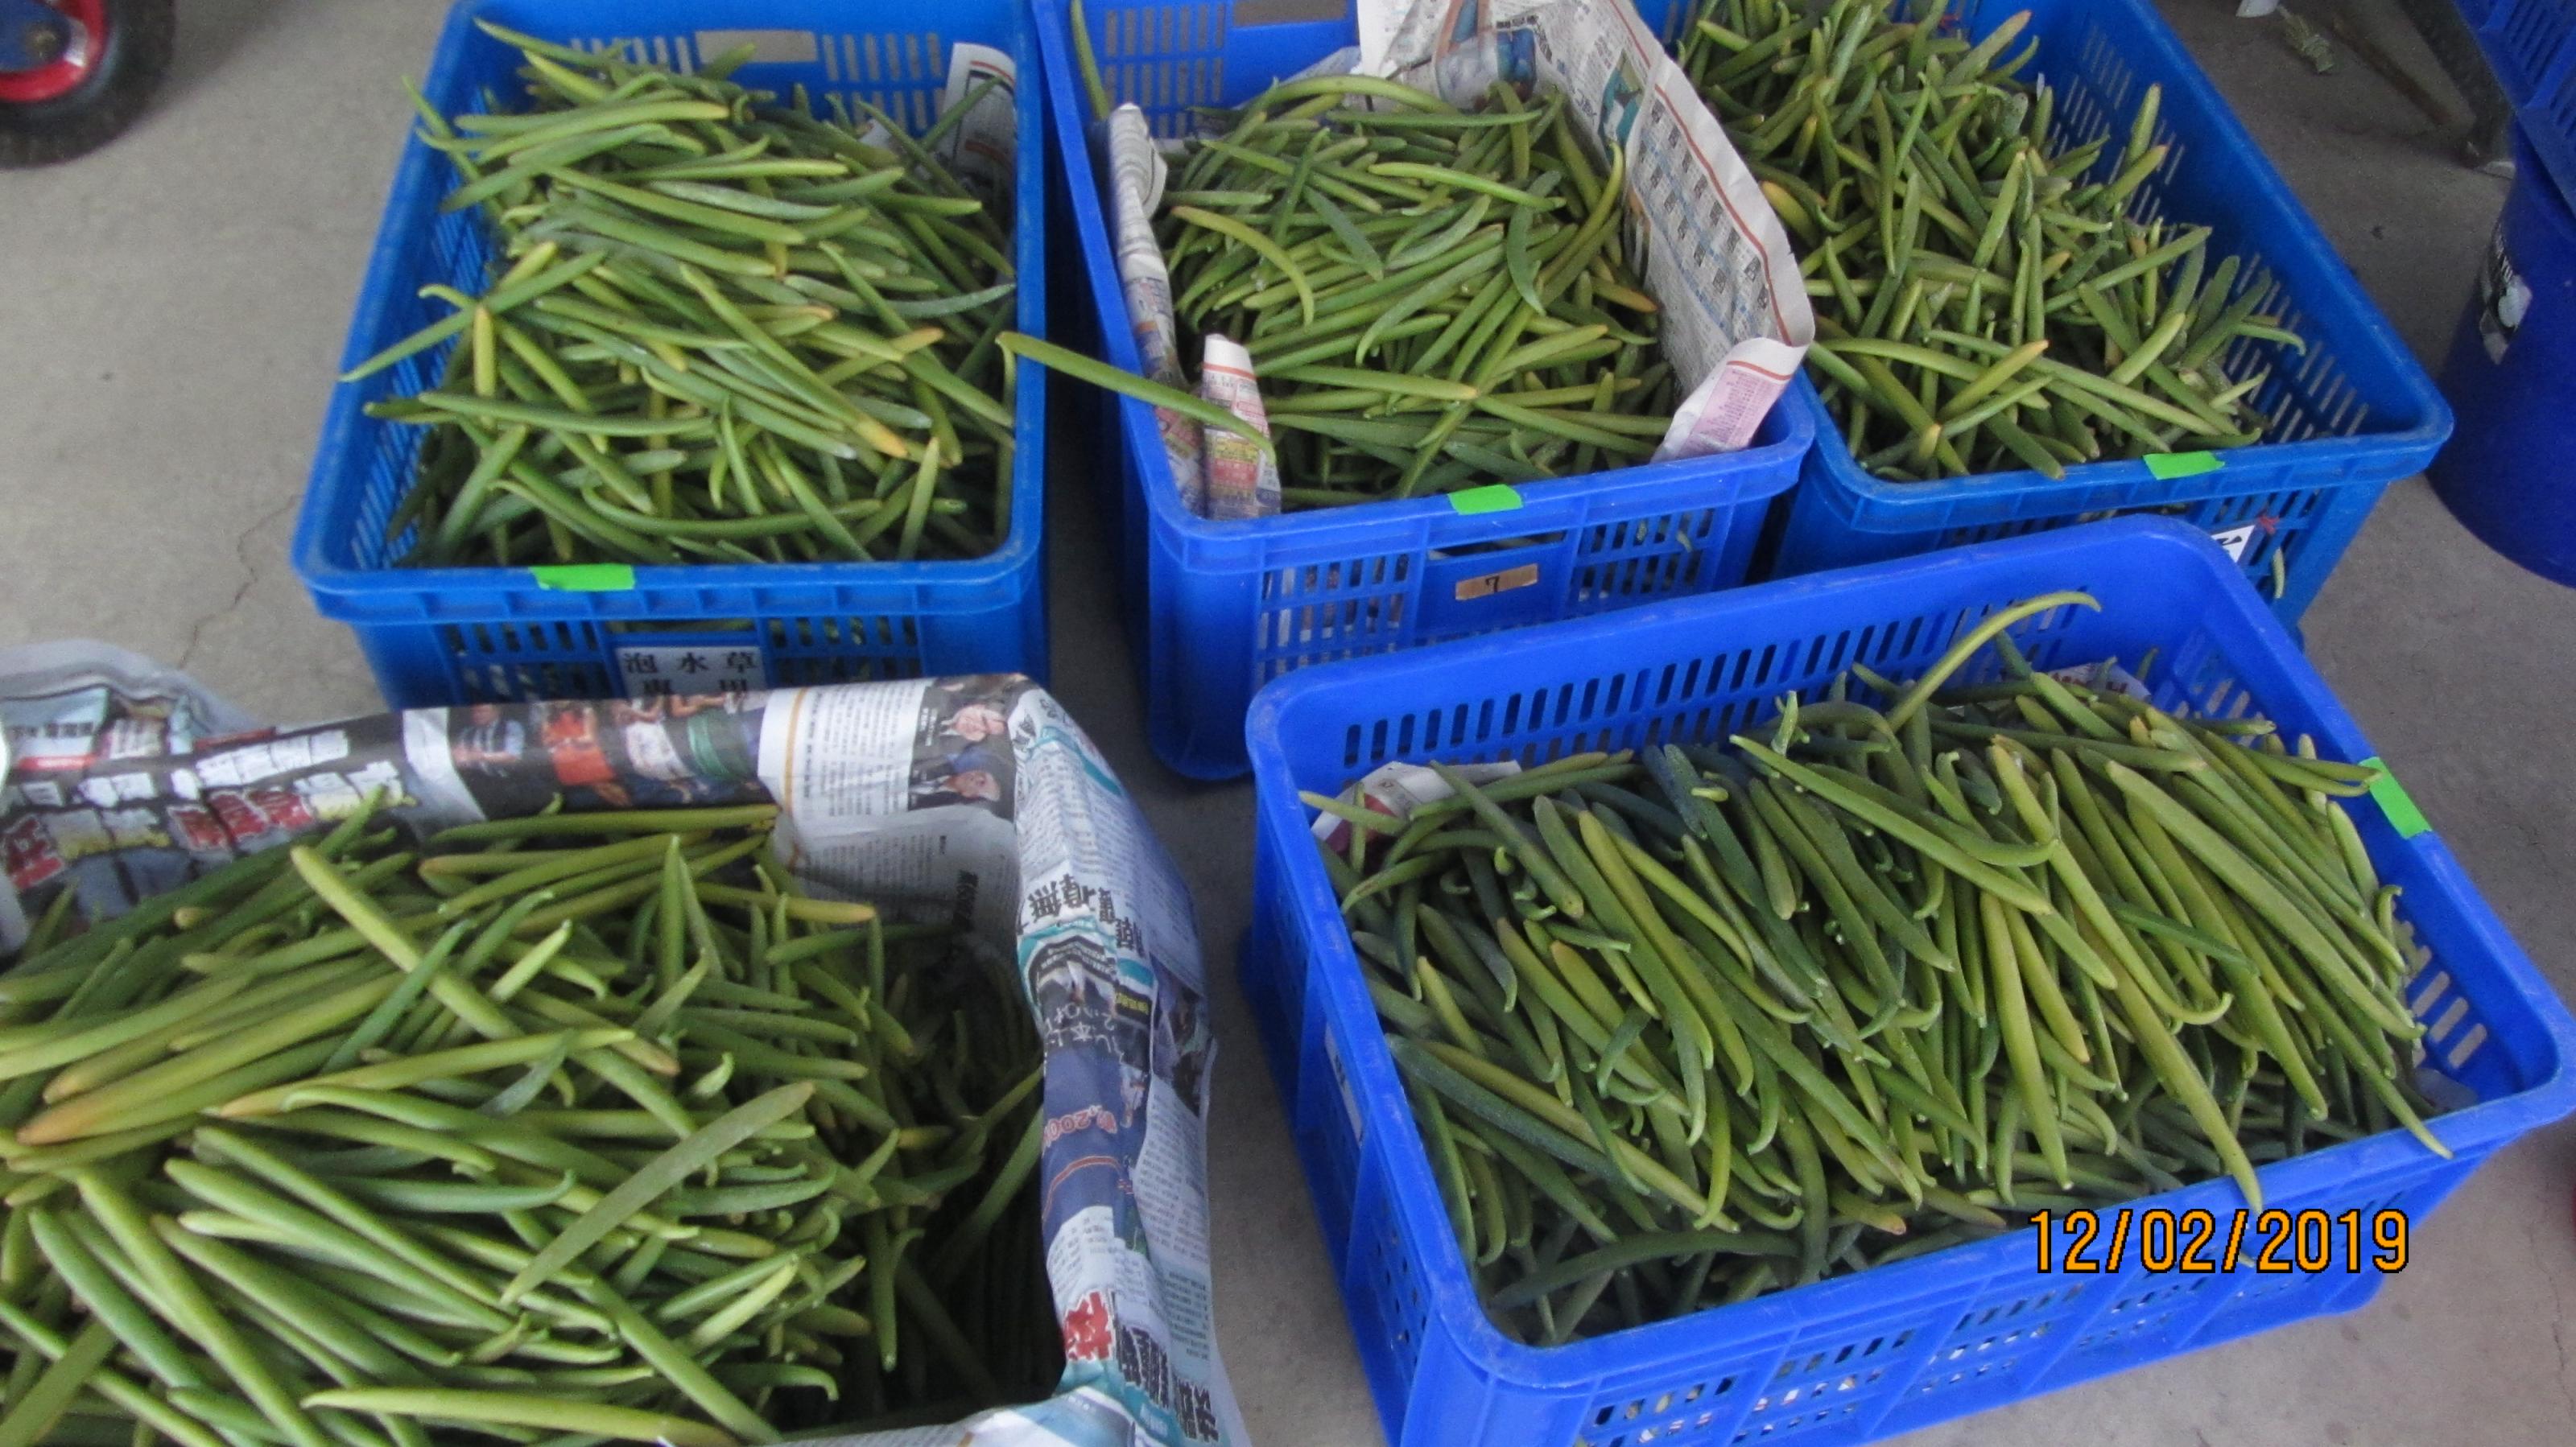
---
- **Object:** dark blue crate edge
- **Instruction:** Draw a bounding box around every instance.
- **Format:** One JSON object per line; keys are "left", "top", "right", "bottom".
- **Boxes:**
{"left": 1786, "top": 376, "right": 2446, "bottom": 530}
{"left": 1108, "top": 385, "right": 1809, "bottom": 571}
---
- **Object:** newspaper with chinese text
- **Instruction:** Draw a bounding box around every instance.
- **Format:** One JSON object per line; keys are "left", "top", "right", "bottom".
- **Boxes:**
{"left": 0, "top": 643, "right": 1245, "bottom": 1447}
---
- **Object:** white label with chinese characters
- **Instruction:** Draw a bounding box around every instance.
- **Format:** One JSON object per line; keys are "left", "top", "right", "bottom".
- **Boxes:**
{"left": 2209, "top": 524, "right": 2258, "bottom": 563}
{"left": 615, "top": 645, "right": 765, "bottom": 700}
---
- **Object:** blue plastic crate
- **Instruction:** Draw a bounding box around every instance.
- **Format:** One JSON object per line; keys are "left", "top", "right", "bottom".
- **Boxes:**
{"left": 2483, "top": 0, "right": 2570, "bottom": 98}
{"left": 1760, "top": 0, "right": 2451, "bottom": 624}
{"left": 2475, "top": 2, "right": 2576, "bottom": 210}
{"left": 1037, "top": 0, "right": 1810, "bottom": 781}
{"left": 292, "top": 0, "right": 1048, "bottom": 709}
{"left": 1243, "top": 517, "right": 2576, "bottom": 1447}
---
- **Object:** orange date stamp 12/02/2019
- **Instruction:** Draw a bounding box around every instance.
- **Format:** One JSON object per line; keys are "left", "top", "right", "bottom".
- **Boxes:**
{"left": 2033, "top": 1207, "right": 2411, "bottom": 1275}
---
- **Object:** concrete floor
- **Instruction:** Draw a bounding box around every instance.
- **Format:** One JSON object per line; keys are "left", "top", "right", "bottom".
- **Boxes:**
{"left": 3, "top": 1, "right": 2573, "bottom": 1443}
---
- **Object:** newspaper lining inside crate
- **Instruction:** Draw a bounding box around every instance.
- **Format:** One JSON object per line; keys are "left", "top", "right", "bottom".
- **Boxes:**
{"left": 1098, "top": 0, "right": 1814, "bottom": 517}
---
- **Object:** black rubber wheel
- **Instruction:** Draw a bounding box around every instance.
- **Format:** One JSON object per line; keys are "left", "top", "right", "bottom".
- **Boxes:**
{"left": 0, "top": 0, "right": 176, "bottom": 168}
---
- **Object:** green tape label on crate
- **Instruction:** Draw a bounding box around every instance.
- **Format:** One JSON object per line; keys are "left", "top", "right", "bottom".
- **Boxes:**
{"left": 2143, "top": 451, "right": 2224, "bottom": 480}
{"left": 1449, "top": 484, "right": 1524, "bottom": 516}
{"left": 532, "top": 564, "right": 637, "bottom": 592}
{"left": 2360, "top": 756, "right": 2432, "bottom": 840}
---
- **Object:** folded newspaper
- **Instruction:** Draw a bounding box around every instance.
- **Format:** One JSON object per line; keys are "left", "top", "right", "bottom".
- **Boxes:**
{"left": 0, "top": 642, "right": 1246, "bottom": 1447}
{"left": 1099, "top": 0, "right": 1813, "bottom": 519}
